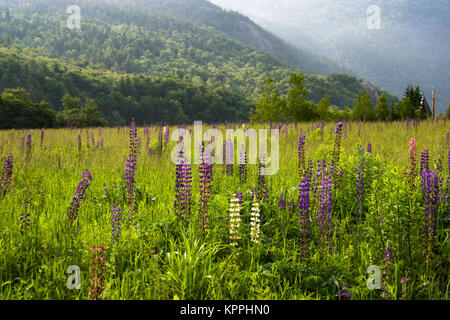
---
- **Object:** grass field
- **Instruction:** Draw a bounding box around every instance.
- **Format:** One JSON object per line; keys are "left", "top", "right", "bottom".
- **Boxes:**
{"left": 0, "top": 120, "right": 449, "bottom": 300}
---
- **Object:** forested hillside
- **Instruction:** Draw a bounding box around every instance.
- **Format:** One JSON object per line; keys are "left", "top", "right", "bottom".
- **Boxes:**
{"left": 0, "top": 46, "right": 252, "bottom": 126}
{"left": 210, "top": 0, "right": 449, "bottom": 113}
{"left": 0, "top": 0, "right": 399, "bottom": 125}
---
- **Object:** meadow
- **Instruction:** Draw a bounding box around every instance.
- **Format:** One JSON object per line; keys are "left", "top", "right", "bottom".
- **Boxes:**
{"left": 0, "top": 119, "right": 449, "bottom": 300}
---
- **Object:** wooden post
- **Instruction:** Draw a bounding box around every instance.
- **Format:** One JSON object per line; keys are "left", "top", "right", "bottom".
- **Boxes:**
{"left": 432, "top": 91, "right": 435, "bottom": 120}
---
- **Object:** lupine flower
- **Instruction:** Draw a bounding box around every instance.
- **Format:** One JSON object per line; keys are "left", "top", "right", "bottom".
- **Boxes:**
{"left": 174, "top": 148, "right": 192, "bottom": 224}
{"left": 198, "top": 142, "right": 212, "bottom": 231}
{"left": 298, "top": 134, "right": 306, "bottom": 174}
{"left": 1, "top": 154, "right": 13, "bottom": 194}
{"left": 338, "top": 283, "right": 351, "bottom": 300}
{"left": 124, "top": 157, "right": 136, "bottom": 223}
{"left": 228, "top": 193, "right": 242, "bottom": 247}
{"left": 367, "top": 142, "right": 372, "bottom": 153}
{"left": 257, "top": 155, "right": 269, "bottom": 203}
{"left": 225, "top": 138, "right": 234, "bottom": 176}
{"left": 238, "top": 145, "right": 247, "bottom": 183}
{"left": 89, "top": 246, "right": 106, "bottom": 300}
{"left": 26, "top": 133, "right": 32, "bottom": 159}
{"left": 111, "top": 203, "right": 121, "bottom": 244}
{"left": 420, "top": 149, "right": 430, "bottom": 193}
{"left": 157, "top": 124, "right": 163, "bottom": 155}
{"left": 278, "top": 193, "right": 286, "bottom": 210}
{"left": 423, "top": 171, "right": 439, "bottom": 258}
{"left": 332, "top": 122, "right": 344, "bottom": 167}
{"left": 250, "top": 193, "right": 261, "bottom": 244}
{"left": 68, "top": 170, "right": 92, "bottom": 229}
{"left": 298, "top": 172, "right": 311, "bottom": 259}
{"left": 356, "top": 145, "right": 366, "bottom": 218}
{"left": 129, "top": 118, "right": 138, "bottom": 166}
{"left": 19, "top": 188, "right": 32, "bottom": 235}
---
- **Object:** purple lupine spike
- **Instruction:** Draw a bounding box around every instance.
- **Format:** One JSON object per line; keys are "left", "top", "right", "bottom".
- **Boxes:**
{"left": 26, "top": 133, "right": 32, "bottom": 158}
{"left": 1, "top": 154, "right": 14, "bottom": 194}
{"left": 298, "top": 172, "right": 311, "bottom": 259}
{"left": 420, "top": 149, "right": 430, "bottom": 193}
{"left": 257, "top": 155, "right": 269, "bottom": 203}
{"left": 174, "top": 147, "right": 192, "bottom": 224}
{"left": 239, "top": 144, "right": 247, "bottom": 183}
{"left": 198, "top": 142, "right": 212, "bottom": 231}
{"left": 278, "top": 193, "right": 286, "bottom": 210}
{"left": 367, "top": 142, "right": 372, "bottom": 153}
{"left": 68, "top": 170, "right": 92, "bottom": 229}
{"left": 333, "top": 122, "right": 344, "bottom": 166}
{"left": 124, "top": 157, "right": 136, "bottom": 223}
{"left": 111, "top": 203, "right": 122, "bottom": 243}
{"left": 225, "top": 137, "right": 234, "bottom": 176}
{"left": 408, "top": 138, "right": 417, "bottom": 187}
{"left": 298, "top": 134, "right": 306, "bottom": 174}
{"left": 423, "top": 171, "right": 439, "bottom": 258}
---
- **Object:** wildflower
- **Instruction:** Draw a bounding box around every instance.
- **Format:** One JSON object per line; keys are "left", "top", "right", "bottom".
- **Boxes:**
{"left": 19, "top": 188, "right": 32, "bottom": 235}
{"left": 338, "top": 283, "right": 351, "bottom": 300}
{"left": 1, "top": 154, "right": 13, "bottom": 194}
{"left": 257, "top": 155, "right": 269, "bottom": 203}
{"left": 332, "top": 122, "right": 344, "bottom": 175}
{"left": 298, "top": 134, "right": 306, "bottom": 174}
{"left": 68, "top": 170, "right": 92, "bottom": 230}
{"left": 26, "top": 133, "right": 32, "bottom": 159}
{"left": 174, "top": 148, "right": 192, "bottom": 224}
{"left": 111, "top": 203, "right": 122, "bottom": 244}
{"left": 367, "top": 142, "right": 372, "bottom": 153}
{"left": 250, "top": 193, "right": 261, "bottom": 244}
{"left": 225, "top": 138, "right": 234, "bottom": 176}
{"left": 238, "top": 144, "right": 247, "bottom": 183}
{"left": 278, "top": 193, "right": 286, "bottom": 210}
{"left": 198, "top": 142, "right": 212, "bottom": 231}
{"left": 228, "top": 193, "right": 242, "bottom": 248}
{"left": 89, "top": 246, "right": 106, "bottom": 300}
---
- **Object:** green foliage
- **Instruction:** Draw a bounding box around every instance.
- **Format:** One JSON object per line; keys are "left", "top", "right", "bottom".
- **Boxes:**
{"left": 352, "top": 90, "right": 374, "bottom": 120}
{"left": 0, "top": 46, "right": 251, "bottom": 126}
{"left": 56, "top": 94, "right": 107, "bottom": 127}
{"left": 0, "top": 87, "right": 55, "bottom": 129}
{"left": 374, "top": 94, "right": 390, "bottom": 120}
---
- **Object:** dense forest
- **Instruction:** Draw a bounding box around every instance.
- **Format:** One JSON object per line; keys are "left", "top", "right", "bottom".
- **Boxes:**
{"left": 0, "top": 0, "right": 407, "bottom": 127}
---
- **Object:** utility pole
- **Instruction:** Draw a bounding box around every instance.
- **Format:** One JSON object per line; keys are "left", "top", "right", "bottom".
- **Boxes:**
{"left": 432, "top": 90, "right": 435, "bottom": 121}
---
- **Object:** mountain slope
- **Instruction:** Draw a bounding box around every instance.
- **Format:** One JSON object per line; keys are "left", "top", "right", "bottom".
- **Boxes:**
{"left": 209, "top": 0, "right": 449, "bottom": 113}
{"left": 0, "top": 45, "right": 252, "bottom": 125}
{"left": 0, "top": 0, "right": 399, "bottom": 118}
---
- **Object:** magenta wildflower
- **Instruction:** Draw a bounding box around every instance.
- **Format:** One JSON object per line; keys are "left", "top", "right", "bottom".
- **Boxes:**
{"left": 89, "top": 246, "right": 106, "bottom": 300}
